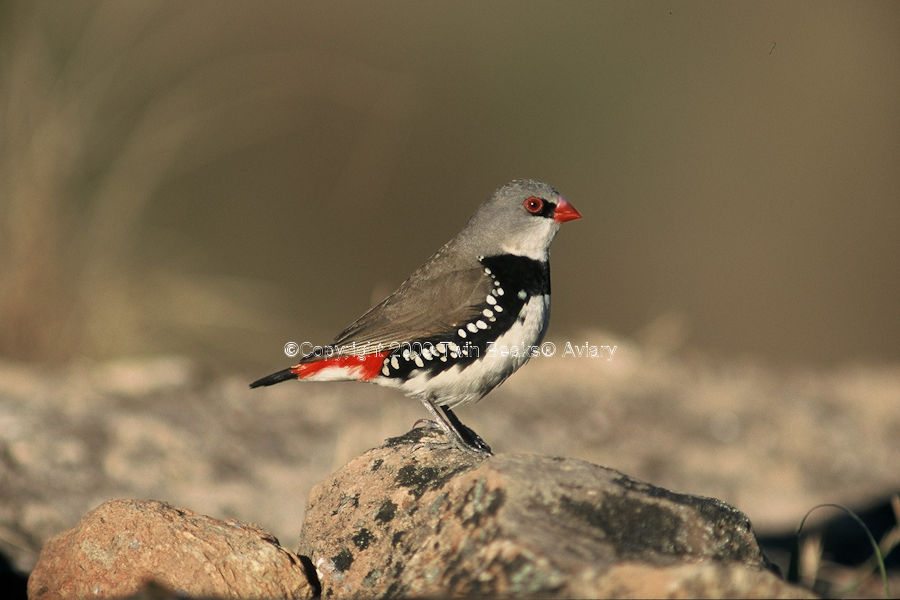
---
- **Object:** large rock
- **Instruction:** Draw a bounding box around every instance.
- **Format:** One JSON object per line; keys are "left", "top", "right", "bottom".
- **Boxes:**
{"left": 25, "top": 431, "right": 814, "bottom": 599}
{"left": 27, "top": 499, "right": 315, "bottom": 599}
{"left": 298, "top": 429, "right": 810, "bottom": 598}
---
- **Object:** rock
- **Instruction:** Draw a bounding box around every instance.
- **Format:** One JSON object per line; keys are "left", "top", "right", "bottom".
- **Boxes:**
{"left": 297, "top": 429, "right": 811, "bottom": 598}
{"left": 27, "top": 499, "right": 315, "bottom": 600}
{"left": 569, "top": 562, "right": 814, "bottom": 598}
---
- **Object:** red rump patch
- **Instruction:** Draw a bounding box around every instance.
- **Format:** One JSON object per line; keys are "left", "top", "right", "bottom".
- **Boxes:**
{"left": 290, "top": 353, "right": 386, "bottom": 381}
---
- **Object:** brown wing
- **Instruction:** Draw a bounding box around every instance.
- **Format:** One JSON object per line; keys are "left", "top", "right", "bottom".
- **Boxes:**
{"left": 330, "top": 260, "right": 491, "bottom": 354}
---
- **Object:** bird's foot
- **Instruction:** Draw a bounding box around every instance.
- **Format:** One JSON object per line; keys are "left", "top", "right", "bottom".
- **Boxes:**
{"left": 411, "top": 434, "right": 453, "bottom": 454}
{"left": 412, "top": 432, "right": 490, "bottom": 457}
{"left": 413, "top": 397, "right": 493, "bottom": 457}
{"left": 441, "top": 408, "right": 492, "bottom": 454}
{"left": 409, "top": 419, "right": 470, "bottom": 454}
{"left": 412, "top": 418, "right": 441, "bottom": 431}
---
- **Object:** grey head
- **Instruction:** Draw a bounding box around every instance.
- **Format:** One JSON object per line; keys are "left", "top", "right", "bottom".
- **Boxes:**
{"left": 451, "top": 179, "right": 581, "bottom": 261}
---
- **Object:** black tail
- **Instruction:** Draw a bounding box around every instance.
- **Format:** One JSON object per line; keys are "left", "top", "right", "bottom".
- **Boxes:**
{"left": 249, "top": 368, "right": 298, "bottom": 388}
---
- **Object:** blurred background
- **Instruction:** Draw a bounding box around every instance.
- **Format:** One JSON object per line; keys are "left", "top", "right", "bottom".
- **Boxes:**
{"left": 1, "top": 2, "right": 899, "bottom": 595}
{"left": 1, "top": 0, "right": 898, "bottom": 369}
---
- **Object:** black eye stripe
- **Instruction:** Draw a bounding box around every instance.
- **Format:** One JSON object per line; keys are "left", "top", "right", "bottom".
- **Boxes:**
{"left": 524, "top": 197, "right": 556, "bottom": 218}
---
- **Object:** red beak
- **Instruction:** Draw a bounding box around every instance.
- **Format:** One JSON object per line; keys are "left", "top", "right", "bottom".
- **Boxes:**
{"left": 553, "top": 196, "right": 582, "bottom": 223}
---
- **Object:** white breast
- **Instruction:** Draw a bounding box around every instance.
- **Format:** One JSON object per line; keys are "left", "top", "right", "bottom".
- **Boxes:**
{"left": 396, "top": 294, "right": 550, "bottom": 408}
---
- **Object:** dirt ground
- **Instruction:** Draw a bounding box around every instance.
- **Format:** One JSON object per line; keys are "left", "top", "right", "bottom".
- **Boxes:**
{"left": 1, "top": 330, "right": 898, "bottom": 596}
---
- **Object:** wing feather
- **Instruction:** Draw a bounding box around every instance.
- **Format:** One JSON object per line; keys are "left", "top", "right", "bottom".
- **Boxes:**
{"left": 330, "top": 259, "right": 491, "bottom": 354}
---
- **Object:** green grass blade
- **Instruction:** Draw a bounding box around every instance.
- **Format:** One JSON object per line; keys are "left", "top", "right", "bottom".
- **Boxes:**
{"left": 793, "top": 503, "right": 890, "bottom": 598}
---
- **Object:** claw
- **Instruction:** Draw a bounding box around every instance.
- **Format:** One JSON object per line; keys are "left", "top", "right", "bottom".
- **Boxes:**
{"left": 412, "top": 418, "right": 441, "bottom": 431}
{"left": 411, "top": 435, "right": 453, "bottom": 454}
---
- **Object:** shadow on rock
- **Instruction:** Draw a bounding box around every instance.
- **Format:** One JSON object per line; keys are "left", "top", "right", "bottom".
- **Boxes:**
{"left": 1, "top": 550, "right": 28, "bottom": 600}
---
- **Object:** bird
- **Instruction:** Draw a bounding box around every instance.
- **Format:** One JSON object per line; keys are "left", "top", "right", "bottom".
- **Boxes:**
{"left": 250, "top": 179, "right": 581, "bottom": 455}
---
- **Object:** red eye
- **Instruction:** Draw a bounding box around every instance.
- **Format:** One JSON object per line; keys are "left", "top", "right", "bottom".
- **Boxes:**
{"left": 523, "top": 196, "right": 544, "bottom": 214}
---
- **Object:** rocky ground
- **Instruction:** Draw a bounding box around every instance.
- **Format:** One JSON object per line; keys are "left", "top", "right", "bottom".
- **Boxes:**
{"left": 1, "top": 330, "right": 898, "bottom": 597}
{"left": 28, "top": 440, "right": 809, "bottom": 599}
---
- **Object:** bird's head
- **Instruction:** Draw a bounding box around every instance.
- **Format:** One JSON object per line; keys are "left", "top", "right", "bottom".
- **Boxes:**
{"left": 460, "top": 179, "right": 581, "bottom": 260}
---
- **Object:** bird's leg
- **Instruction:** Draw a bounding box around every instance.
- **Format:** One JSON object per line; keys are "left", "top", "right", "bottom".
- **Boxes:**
{"left": 414, "top": 395, "right": 493, "bottom": 456}
{"left": 440, "top": 406, "right": 492, "bottom": 455}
